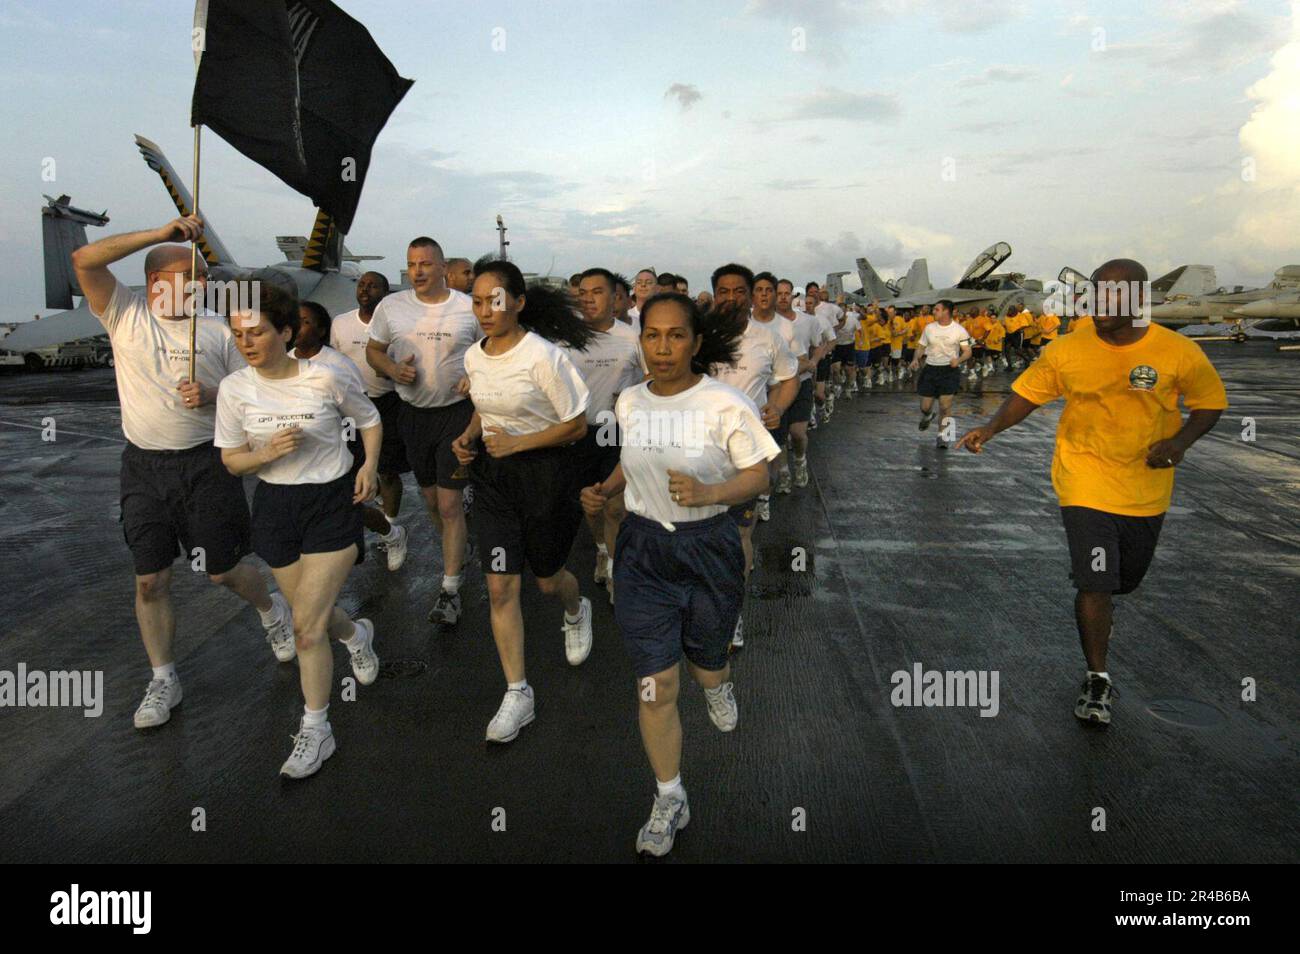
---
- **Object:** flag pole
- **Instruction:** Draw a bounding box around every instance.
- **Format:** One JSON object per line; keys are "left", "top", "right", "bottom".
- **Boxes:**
{"left": 188, "top": 0, "right": 208, "bottom": 383}
{"left": 188, "top": 122, "right": 201, "bottom": 383}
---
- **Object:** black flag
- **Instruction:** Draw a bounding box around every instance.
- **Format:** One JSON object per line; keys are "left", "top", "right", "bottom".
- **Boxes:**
{"left": 191, "top": 0, "right": 413, "bottom": 234}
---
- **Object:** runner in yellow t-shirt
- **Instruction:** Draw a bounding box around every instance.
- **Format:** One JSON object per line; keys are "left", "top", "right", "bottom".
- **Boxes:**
{"left": 983, "top": 315, "right": 1006, "bottom": 373}
{"left": 887, "top": 306, "right": 907, "bottom": 381}
{"left": 851, "top": 308, "right": 874, "bottom": 394}
{"left": 956, "top": 259, "right": 1227, "bottom": 728}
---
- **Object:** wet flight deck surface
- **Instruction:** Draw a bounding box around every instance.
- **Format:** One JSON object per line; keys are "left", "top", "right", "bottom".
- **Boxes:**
{"left": 0, "top": 344, "right": 1296, "bottom": 862}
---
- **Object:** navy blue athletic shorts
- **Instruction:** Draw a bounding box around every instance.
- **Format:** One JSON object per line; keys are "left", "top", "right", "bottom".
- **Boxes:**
{"left": 613, "top": 512, "right": 745, "bottom": 677}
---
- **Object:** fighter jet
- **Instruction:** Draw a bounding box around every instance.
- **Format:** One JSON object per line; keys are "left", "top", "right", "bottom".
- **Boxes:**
{"left": 831, "top": 258, "right": 929, "bottom": 306}
{"left": 880, "top": 242, "right": 1045, "bottom": 315}
{"left": 0, "top": 134, "right": 400, "bottom": 356}
{"left": 1149, "top": 265, "right": 1300, "bottom": 326}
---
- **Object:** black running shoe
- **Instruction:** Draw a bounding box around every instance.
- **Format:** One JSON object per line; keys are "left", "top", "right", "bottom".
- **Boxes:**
{"left": 1074, "top": 674, "right": 1116, "bottom": 727}
{"left": 919, "top": 411, "right": 936, "bottom": 431}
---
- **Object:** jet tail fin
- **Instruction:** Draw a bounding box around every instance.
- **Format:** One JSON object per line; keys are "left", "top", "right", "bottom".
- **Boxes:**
{"left": 134, "top": 134, "right": 236, "bottom": 267}
{"left": 42, "top": 194, "right": 108, "bottom": 309}
{"left": 855, "top": 258, "right": 893, "bottom": 301}
{"left": 1152, "top": 264, "right": 1217, "bottom": 301}
{"left": 825, "top": 271, "right": 850, "bottom": 302}
{"left": 899, "top": 259, "right": 931, "bottom": 296}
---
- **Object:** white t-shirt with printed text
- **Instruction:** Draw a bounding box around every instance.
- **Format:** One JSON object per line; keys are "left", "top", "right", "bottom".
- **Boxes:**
{"left": 617, "top": 376, "right": 780, "bottom": 529}
{"left": 215, "top": 358, "right": 380, "bottom": 485}
{"left": 462, "top": 331, "right": 590, "bottom": 437}
{"left": 562, "top": 319, "right": 644, "bottom": 426}
{"left": 91, "top": 280, "right": 245, "bottom": 451}
{"left": 368, "top": 289, "right": 481, "bottom": 408}
{"left": 709, "top": 318, "right": 798, "bottom": 410}
{"left": 330, "top": 308, "right": 394, "bottom": 398}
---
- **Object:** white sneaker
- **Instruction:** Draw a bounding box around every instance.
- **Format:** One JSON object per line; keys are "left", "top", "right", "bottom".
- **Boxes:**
{"left": 486, "top": 687, "right": 535, "bottom": 743}
{"left": 730, "top": 615, "right": 745, "bottom": 650}
{"left": 775, "top": 469, "right": 792, "bottom": 494}
{"left": 756, "top": 496, "right": 771, "bottom": 522}
{"left": 593, "top": 551, "right": 612, "bottom": 585}
{"left": 133, "top": 676, "right": 182, "bottom": 729}
{"left": 347, "top": 618, "right": 379, "bottom": 685}
{"left": 636, "top": 788, "right": 690, "bottom": 857}
{"left": 562, "top": 597, "right": 593, "bottom": 665}
{"left": 379, "top": 523, "right": 408, "bottom": 572}
{"left": 264, "top": 592, "right": 296, "bottom": 662}
{"left": 704, "top": 681, "right": 739, "bottom": 732}
{"left": 280, "top": 720, "right": 335, "bottom": 779}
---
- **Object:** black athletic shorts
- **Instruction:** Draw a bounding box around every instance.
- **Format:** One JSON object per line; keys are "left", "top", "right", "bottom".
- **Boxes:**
{"left": 870, "top": 344, "right": 890, "bottom": 365}
{"left": 372, "top": 390, "right": 410, "bottom": 475}
{"left": 614, "top": 513, "right": 745, "bottom": 678}
{"left": 1061, "top": 506, "right": 1165, "bottom": 595}
{"left": 815, "top": 354, "right": 831, "bottom": 382}
{"left": 916, "top": 364, "right": 961, "bottom": 397}
{"left": 1007, "top": 330, "right": 1024, "bottom": 349}
{"left": 119, "top": 442, "right": 251, "bottom": 577}
{"left": 902, "top": 347, "right": 916, "bottom": 363}
{"left": 781, "top": 378, "right": 815, "bottom": 427}
{"left": 832, "top": 342, "right": 856, "bottom": 364}
{"left": 470, "top": 444, "right": 583, "bottom": 578}
{"left": 570, "top": 425, "right": 621, "bottom": 493}
{"left": 400, "top": 398, "right": 473, "bottom": 490}
{"left": 251, "top": 473, "right": 364, "bottom": 569}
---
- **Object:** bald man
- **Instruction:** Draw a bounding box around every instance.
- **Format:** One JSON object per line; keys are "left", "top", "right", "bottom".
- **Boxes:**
{"left": 445, "top": 258, "right": 473, "bottom": 294}
{"left": 71, "top": 215, "right": 294, "bottom": 731}
{"left": 957, "top": 259, "right": 1227, "bottom": 728}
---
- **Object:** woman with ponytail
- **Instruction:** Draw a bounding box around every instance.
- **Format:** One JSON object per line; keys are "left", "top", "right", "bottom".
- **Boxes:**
{"left": 579, "top": 292, "right": 779, "bottom": 857}
{"left": 452, "top": 260, "right": 595, "bottom": 744}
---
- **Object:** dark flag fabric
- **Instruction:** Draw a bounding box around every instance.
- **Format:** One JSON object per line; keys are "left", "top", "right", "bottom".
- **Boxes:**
{"left": 191, "top": 0, "right": 413, "bottom": 234}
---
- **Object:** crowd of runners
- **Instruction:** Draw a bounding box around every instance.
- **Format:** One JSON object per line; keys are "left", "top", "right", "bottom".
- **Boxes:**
{"left": 68, "top": 215, "right": 1228, "bottom": 857}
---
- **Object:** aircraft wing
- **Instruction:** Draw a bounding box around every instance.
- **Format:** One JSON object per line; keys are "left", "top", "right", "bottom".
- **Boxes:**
{"left": 1, "top": 302, "right": 105, "bottom": 353}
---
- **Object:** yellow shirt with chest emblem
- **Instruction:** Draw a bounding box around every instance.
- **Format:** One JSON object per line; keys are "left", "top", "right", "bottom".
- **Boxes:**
{"left": 1011, "top": 324, "right": 1227, "bottom": 516}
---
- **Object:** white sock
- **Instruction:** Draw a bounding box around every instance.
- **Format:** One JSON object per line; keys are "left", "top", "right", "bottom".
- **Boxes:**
{"left": 303, "top": 704, "right": 329, "bottom": 728}
{"left": 380, "top": 523, "right": 401, "bottom": 543}
{"left": 507, "top": 679, "right": 530, "bottom": 693}
{"left": 257, "top": 597, "right": 280, "bottom": 625}
{"left": 596, "top": 542, "right": 608, "bottom": 556}
{"left": 758, "top": 493, "right": 770, "bottom": 502}
{"left": 152, "top": 663, "right": 177, "bottom": 682}
{"left": 1088, "top": 670, "right": 1111, "bottom": 682}
{"left": 342, "top": 622, "right": 367, "bottom": 651}
{"left": 564, "top": 605, "right": 583, "bottom": 624}
{"left": 442, "top": 574, "right": 461, "bottom": 595}
{"left": 657, "top": 774, "right": 684, "bottom": 798}
{"left": 793, "top": 453, "right": 806, "bottom": 463}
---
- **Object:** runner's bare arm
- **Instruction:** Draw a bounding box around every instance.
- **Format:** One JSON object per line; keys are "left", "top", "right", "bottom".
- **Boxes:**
{"left": 71, "top": 216, "right": 203, "bottom": 317}
{"left": 1146, "top": 409, "right": 1222, "bottom": 468}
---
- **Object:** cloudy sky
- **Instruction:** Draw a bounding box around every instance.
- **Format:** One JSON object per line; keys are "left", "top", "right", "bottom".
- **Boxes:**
{"left": 1, "top": 0, "right": 1297, "bottom": 321}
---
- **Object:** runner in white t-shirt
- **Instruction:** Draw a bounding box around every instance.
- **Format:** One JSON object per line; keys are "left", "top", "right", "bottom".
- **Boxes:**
{"left": 803, "top": 285, "right": 837, "bottom": 424}
{"left": 909, "top": 299, "right": 973, "bottom": 449}
{"left": 580, "top": 292, "right": 779, "bottom": 857}
{"left": 330, "top": 271, "right": 413, "bottom": 560}
{"left": 70, "top": 215, "right": 295, "bottom": 732}
{"left": 298, "top": 300, "right": 408, "bottom": 571}
{"left": 452, "top": 261, "right": 594, "bottom": 744}
{"left": 216, "top": 282, "right": 382, "bottom": 779}
{"left": 772, "top": 277, "right": 822, "bottom": 491}
{"left": 747, "top": 270, "right": 801, "bottom": 509}
{"left": 572, "top": 268, "right": 646, "bottom": 600}
{"left": 709, "top": 264, "right": 797, "bottom": 648}
{"left": 366, "top": 237, "right": 481, "bottom": 628}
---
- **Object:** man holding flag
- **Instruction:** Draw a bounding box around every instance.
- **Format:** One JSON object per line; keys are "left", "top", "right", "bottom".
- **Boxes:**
{"left": 72, "top": 216, "right": 296, "bottom": 729}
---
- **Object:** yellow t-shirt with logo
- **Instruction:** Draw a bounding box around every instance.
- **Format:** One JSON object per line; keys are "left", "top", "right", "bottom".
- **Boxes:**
{"left": 984, "top": 321, "right": 1005, "bottom": 351}
{"left": 1011, "top": 324, "right": 1228, "bottom": 516}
